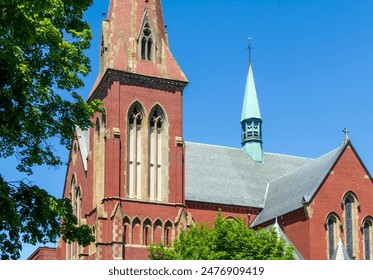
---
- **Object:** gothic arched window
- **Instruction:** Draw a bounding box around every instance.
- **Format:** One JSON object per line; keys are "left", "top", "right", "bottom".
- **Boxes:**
{"left": 148, "top": 106, "right": 167, "bottom": 201}
{"left": 128, "top": 104, "right": 144, "bottom": 199}
{"left": 328, "top": 217, "right": 335, "bottom": 259}
{"left": 138, "top": 9, "right": 155, "bottom": 62}
{"left": 362, "top": 217, "right": 373, "bottom": 260}
{"left": 342, "top": 192, "right": 359, "bottom": 260}
{"left": 69, "top": 175, "right": 81, "bottom": 260}
{"left": 140, "top": 22, "right": 154, "bottom": 61}
{"left": 345, "top": 197, "right": 353, "bottom": 258}
{"left": 75, "top": 187, "right": 82, "bottom": 226}
{"left": 325, "top": 213, "right": 341, "bottom": 259}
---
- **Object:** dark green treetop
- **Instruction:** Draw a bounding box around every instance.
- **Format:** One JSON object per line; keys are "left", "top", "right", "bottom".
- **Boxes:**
{"left": 149, "top": 212, "right": 295, "bottom": 260}
{"left": 0, "top": 0, "right": 101, "bottom": 259}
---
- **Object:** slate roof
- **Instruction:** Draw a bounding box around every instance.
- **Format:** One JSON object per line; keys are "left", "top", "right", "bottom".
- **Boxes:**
{"left": 185, "top": 141, "right": 347, "bottom": 227}
{"left": 251, "top": 145, "right": 345, "bottom": 227}
{"left": 185, "top": 142, "right": 312, "bottom": 208}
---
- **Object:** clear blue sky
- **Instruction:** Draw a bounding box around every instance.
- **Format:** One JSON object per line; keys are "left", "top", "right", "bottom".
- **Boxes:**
{"left": 12, "top": 0, "right": 373, "bottom": 259}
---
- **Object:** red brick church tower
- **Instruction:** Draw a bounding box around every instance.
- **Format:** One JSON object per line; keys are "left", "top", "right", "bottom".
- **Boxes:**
{"left": 56, "top": 0, "right": 189, "bottom": 260}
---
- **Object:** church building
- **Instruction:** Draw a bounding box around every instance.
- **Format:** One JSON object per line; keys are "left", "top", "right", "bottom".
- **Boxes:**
{"left": 30, "top": 0, "right": 373, "bottom": 260}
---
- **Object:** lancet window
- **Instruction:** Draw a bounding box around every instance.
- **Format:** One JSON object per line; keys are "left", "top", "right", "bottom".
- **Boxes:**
{"left": 363, "top": 217, "right": 373, "bottom": 260}
{"left": 128, "top": 104, "right": 144, "bottom": 199}
{"left": 345, "top": 197, "right": 353, "bottom": 258}
{"left": 69, "top": 175, "right": 81, "bottom": 259}
{"left": 325, "top": 213, "right": 341, "bottom": 260}
{"left": 148, "top": 107, "right": 165, "bottom": 201}
{"left": 342, "top": 192, "right": 359, "bottom": 260}
{"left": 140, "top": 22, "right": 154, "bottom": 61}
{"left": 327, "top": 217, "right": 335, "bottom": 259}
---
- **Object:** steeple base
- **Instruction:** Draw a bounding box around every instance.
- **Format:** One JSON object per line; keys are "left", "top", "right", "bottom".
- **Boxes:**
{"left": 243, "top": 142, "right": 263, "bottom": 163}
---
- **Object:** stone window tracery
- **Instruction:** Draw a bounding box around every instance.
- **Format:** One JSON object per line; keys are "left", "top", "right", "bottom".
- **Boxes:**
{"left": 148, "top": 107, "right": 165, "bottom": 201}
{"left": 128, "top": 104, "right": 144, "bottom": 199}
{"left": 139, "top": 14, "right": 154, "bottom": 62}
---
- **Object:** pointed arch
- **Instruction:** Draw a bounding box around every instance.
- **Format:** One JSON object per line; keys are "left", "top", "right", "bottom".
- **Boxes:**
{"left": 74, "top": 186, "right": 82, "bottom": 226}
{"left": 68, "top": 174, "right": 78, "bottom": 260}
{"left": 361, "top": 216, "right": 373, "bottom": 260}
{"left": 123, "top": 216, "right": 131, "bottom": 244}
{"left": 122, "top": 215, "right": 131, "bottom": 259}
{"left": 143, "top": 218, "right": 153, "bottom": 246}
{"left": 341, "top": 191, "right": 359, "bottom": 260}
{"left": 148, "top": 104, "right": 169, "bottom": 202}
{"left": 153, "top": 219, "right": 163, "bottom": 245}
{"left": 72, "top": 139, "right": 79, "bottom": 165}
{"left": 164, "top": 220, "right": 173, "bottom": 246}
{"left": 71, "top": 174, "right": 77, "bottom": 193}
{"left": 131, "top": 216, "right": 142, "bottom": 245}
{"left": 138, "top": 8, "right": 155, "bottom": 61}
{"left": 325, "top": 212, "right": 342, "bottom": 260}
{"left": 127, "top": 102, "right": 145, "bottom": 199}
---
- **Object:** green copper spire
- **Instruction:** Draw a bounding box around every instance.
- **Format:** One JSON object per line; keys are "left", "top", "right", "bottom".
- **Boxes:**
{"left": 241, "top": 57, "right": 263, "bottom": 162}
{"left": 241, "top": 63, "right": 261, "bottom": 121}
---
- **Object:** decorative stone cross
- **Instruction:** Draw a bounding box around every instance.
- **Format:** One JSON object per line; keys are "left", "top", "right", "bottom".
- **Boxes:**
{"left": 342, "top": 128, "right": 349, "bottom": 144}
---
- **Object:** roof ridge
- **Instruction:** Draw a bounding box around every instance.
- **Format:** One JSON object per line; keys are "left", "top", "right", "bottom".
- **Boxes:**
{"left": 185, "top": 141, "right": 340, "bottom": 163}
{"left": 185, "top": 141, "right": 242, "bottom": 151}
{"left": 261, "top": 182, "right": 270, "bottom": 208}
{"left": 264, "top": 151, "right": 314, "bottom": 160}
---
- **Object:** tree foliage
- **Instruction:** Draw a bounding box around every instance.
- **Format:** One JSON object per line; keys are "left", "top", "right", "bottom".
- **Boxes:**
{"left": 0, "top": 177, "right": 94, "bottom": 260}
{"left": 149, "top": 213, "right": 295, "bottom": 260}
{"left": 0, "top": 0, "right": 100, "bottom": 259}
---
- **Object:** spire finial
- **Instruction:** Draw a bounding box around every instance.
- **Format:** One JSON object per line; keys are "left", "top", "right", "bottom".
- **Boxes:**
{"left": 342, "top": 128, "right": 350, "bottom": 145}
{"left": 247, "top": 36, "right": 253, "bottom": 64}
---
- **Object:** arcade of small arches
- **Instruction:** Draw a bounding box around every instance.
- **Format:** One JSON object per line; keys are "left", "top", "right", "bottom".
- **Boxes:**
{"left": 325, "top": 191, "right": 373, "bottom": 260}
{"left": 122, "top": 216, "right": 176, "bottom": 247}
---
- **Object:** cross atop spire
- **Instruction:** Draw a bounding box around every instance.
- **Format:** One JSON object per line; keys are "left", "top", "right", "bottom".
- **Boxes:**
{"left": 247, "top": 36, "right": 253, "bottom": 64}
{"left": 342, "top": 128, "right": 350, "bottom": 145}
